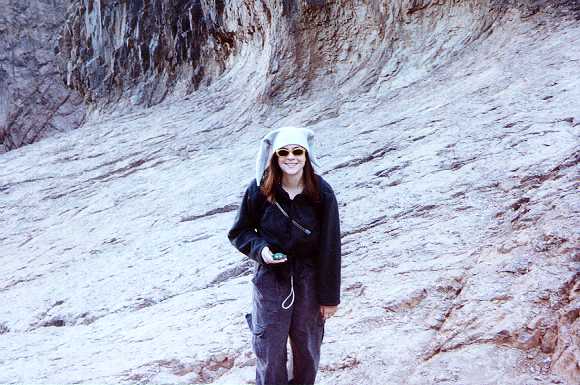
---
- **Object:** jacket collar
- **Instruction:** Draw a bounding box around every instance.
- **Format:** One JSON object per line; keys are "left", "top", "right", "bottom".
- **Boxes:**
{"left": 275, "top": 183, "right": 304, "bottom": 203}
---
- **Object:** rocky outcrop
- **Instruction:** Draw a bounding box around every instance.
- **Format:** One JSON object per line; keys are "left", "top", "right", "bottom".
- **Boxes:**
{"left": 550, "top": 274, "right": 580, "bottom": 382}
{"left": 0, "top": 0, "right": 578, "bottom": 384}
{"left": 59, "top": 0, "right": 234, "bottom": 105}
{"left": 0, "top": 0, "right": 85, "bottom": 153}
{"left": 57, "top": 0, "right": 240, "bottom": 108}
{"left": 1, "top": 1, "right": 577, "bottom": 152}
{"left": 57, "top": 0, "right": 580, "bottom": 111}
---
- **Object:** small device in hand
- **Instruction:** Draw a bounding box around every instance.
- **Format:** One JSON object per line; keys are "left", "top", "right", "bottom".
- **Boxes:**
{"left": 272, "top": 252, "right": 287, "bottom": 261}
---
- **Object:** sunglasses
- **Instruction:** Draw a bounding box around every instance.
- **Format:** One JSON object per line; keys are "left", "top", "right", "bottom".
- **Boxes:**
{"left": 275, "top": 147, "right": 306, "bottom": 157}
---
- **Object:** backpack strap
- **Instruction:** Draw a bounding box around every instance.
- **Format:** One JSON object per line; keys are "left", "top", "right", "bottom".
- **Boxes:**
{"left": 273, "top": 200, "right": 312, "bottom": 235}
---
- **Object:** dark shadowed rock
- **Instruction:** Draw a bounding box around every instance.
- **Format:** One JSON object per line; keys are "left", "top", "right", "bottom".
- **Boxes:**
{"left": 57, "top": 0, "right": 237, "bottom": 108}
{"left": 56, "top": 0, "right": 580, "bottom": 112}
{"left": 0, "top": 0, "right": 85, "bottom": 153}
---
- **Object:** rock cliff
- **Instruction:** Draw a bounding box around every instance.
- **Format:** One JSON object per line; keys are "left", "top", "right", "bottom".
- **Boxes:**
{"left": 57, "top": 0, "right": 580, "bottom": 110}
{"left": 0, "top": 0, "right": 578, "bottom": 384}
{"left": 0, "top": 0, "right": 85, "bottom": 153}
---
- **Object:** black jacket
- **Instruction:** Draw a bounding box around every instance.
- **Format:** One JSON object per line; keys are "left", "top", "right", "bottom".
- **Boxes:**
{"left": 227, "top": 175, "right": 341, "bottom": 306}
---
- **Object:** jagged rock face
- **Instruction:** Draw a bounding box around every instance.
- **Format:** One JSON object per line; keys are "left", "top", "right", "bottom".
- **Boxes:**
{"left": 58, "top": 0, "right": 238, "bottom": 107}
{"left": 0, "top": 0, "right": 85, "bottom": 153}
{"left": 1, "top": 0, "right": 579, "bottom": 384}
{"left": 59, "top": 0, "right": 504, "bottom": 107}
{"left": 58, "top": 0, "right": 580, "bottom": 110}
{"left": 59, "top": 0, "right": 483, "bottom": 107}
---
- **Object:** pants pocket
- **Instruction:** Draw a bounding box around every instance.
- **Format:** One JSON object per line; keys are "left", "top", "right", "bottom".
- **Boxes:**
{"left": 251, "top": 264, "right": 279, "bottom": 297}
{"left": 246, "top": 313, "right": 266, "bottom": 337}
{"left": 252, "top": 321, "right": 267, "bottom": 358}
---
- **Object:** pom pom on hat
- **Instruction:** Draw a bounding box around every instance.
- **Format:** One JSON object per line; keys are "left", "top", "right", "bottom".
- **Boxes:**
{"left": 255, "top": 126, "right": 320, "bottom": 186}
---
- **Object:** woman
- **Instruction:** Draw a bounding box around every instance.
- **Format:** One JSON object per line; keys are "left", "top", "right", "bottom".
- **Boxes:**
{"left": 228, "top": 126, "right": 341, "bottom": 385}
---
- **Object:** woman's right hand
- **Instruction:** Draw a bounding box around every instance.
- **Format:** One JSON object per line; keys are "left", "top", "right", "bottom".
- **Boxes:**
{"left": 261, "top": 246, "right": 287, "bottom": 264}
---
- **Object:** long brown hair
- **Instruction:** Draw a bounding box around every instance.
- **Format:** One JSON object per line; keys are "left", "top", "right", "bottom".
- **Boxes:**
{"left": 260, "top": 151, "right": 320, "bottom": 203}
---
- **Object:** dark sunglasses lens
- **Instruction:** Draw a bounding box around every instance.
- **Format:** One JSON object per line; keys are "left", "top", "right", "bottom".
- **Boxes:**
{"left": 277, "top": 149, "right": 290, "bottom": 156}
{"left": 292, "top": 149, "right": 305, "bottom": 156}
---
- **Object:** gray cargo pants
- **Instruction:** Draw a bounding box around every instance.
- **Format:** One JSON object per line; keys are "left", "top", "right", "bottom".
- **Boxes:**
{"left": 246, "top": 260, "right": 325, "bottom": 385}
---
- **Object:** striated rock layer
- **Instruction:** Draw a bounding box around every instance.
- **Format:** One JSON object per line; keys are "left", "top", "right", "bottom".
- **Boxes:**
{"left": 59, "top": 0, "right": 499, "bottom": 108}
{"left": 1, "top": 0, "right": 579, "bottom": 384}
{"left": 0, "top": 0, "right": 85, "bottom": 153}
{"left": 58, "top": 0, "right": 240, "bottom": 108}
{"left": 57, "top": 0, "right": 580, "bottom": 111}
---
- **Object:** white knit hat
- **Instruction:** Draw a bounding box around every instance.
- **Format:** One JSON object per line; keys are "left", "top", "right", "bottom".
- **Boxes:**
{"left": 255, "top": 126, "right": 320, "bottom": 186}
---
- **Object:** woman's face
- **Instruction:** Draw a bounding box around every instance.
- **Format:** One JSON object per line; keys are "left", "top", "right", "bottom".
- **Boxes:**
{"left": 276, "top": 144, "right": 306, "bottom": 177}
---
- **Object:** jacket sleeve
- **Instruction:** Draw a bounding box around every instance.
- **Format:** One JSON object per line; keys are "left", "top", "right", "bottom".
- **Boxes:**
{"left": 227, "top": 181, "right": 269, "bottom": 264}
{"left": 317, "top": 183, "right": 342, "bottom": 306}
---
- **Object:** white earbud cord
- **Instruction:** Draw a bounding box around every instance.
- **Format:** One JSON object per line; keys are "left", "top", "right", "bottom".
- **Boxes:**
{"left": 281, "top": 274, "right": 295, "bottom": 309}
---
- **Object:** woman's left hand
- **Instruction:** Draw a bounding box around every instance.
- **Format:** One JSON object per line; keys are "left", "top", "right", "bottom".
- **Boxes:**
{"left": 320, "top": 305, "right": 338, "bottom": 320}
